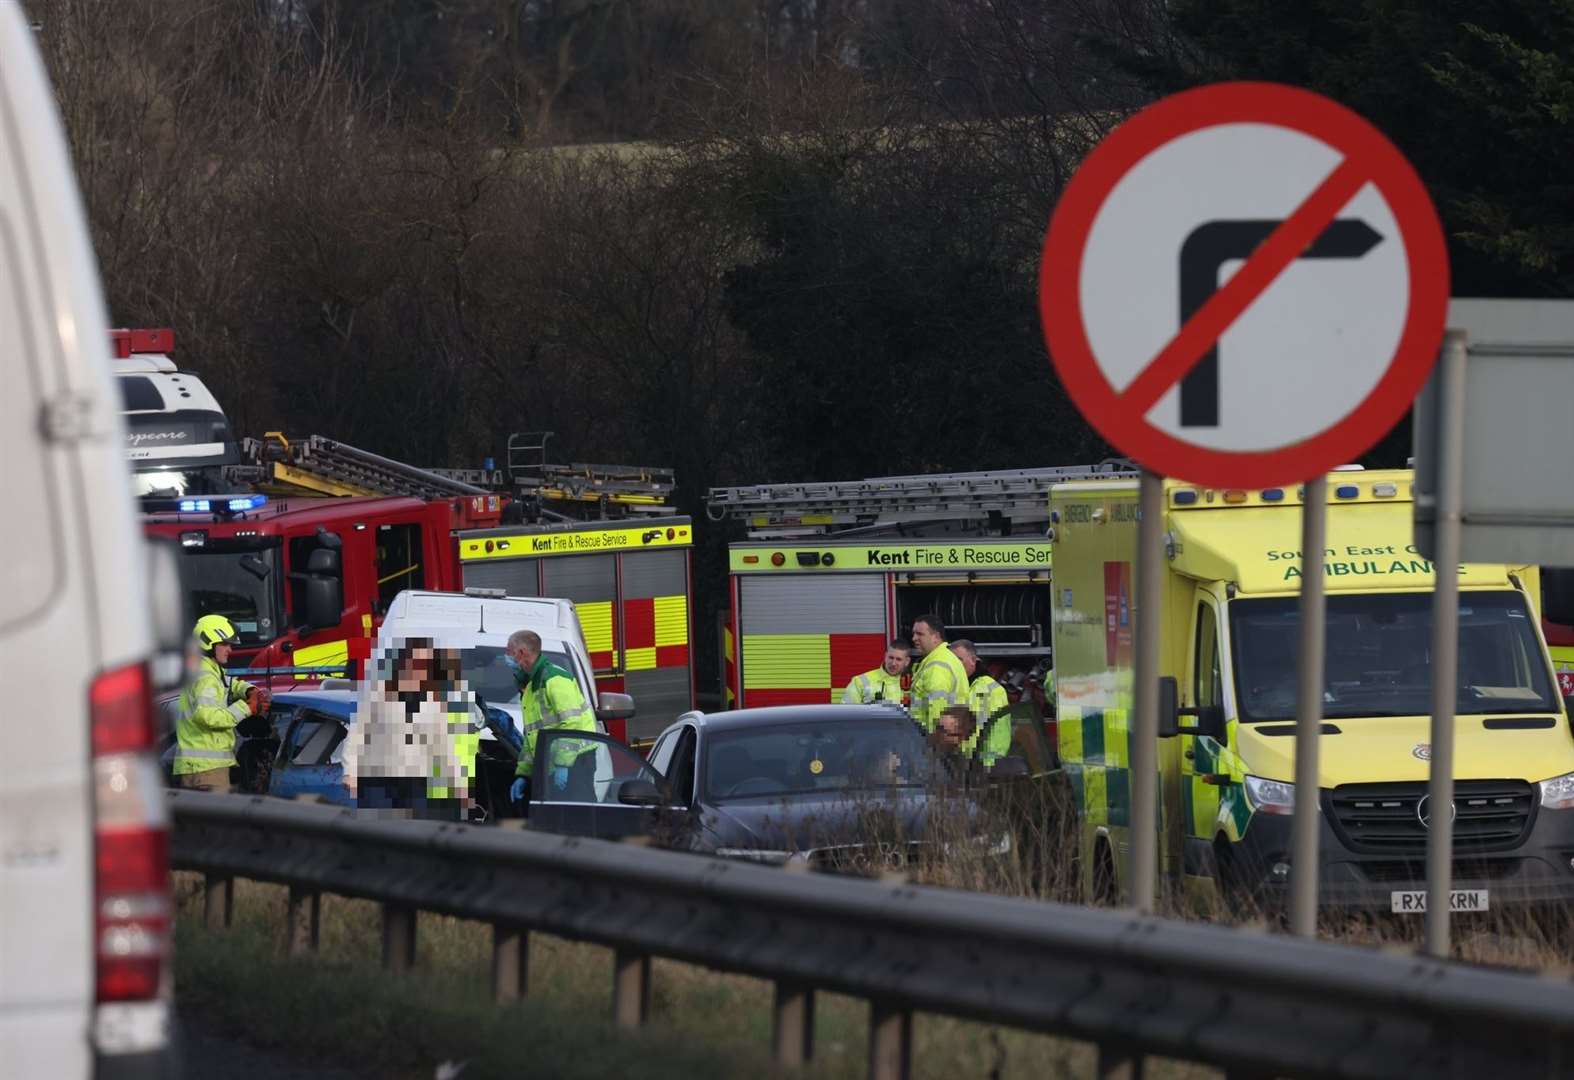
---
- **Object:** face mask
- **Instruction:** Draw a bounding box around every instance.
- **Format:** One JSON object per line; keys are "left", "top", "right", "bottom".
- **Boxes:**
{"left": 503, "top": 654, "right": 529, "bottom": 687}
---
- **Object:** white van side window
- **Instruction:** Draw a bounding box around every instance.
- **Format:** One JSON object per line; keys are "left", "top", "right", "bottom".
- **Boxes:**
{"left": 0, "top": 216, "right": 62, "bottom": 629}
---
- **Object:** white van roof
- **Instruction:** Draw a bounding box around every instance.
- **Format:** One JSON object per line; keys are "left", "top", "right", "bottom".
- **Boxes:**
{"left": 386, "top": 590, "right": 578, "bottom": 636}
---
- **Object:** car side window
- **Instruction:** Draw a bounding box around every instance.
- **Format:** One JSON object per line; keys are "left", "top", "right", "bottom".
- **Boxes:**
{"left": 646, "top": 730, "right": 675, "bottom": 774}
{"left": 537, "top": 732, "right": 663, "bottom": 804}
{"left": 287, "top": 710, "right": 346, "bottom": 766}
{"left": 667, "top": 727, "right": 697, "bottom": 807}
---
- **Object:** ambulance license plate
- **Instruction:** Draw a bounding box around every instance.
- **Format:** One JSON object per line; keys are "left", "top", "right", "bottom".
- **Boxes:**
{"left": 1389, "top": 889, "right": 1489, "bottom": 914}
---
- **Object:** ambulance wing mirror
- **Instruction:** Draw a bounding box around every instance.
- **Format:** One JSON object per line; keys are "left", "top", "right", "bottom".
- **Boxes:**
{"left": 1156, "top": 677, "right": 1180, "bottom": 738}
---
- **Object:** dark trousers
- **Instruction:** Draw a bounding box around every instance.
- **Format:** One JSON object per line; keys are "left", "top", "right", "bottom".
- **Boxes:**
{"left": 358, "top": 777, "right": 461, "bottom": 820}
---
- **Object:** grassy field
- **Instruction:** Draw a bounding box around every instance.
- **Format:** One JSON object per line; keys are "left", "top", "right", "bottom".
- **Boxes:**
{"left": 173, "top": 872, "right": 1219, "bottom": 1080}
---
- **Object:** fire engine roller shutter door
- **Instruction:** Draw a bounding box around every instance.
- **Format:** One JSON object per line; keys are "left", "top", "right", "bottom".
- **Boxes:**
{"left": 539, "top": 555, "right": 618, "bottom": 677}
{"left": 620, "top": 550, "right": 692, "bottom": 741}
{"left": 739, "top": 574, "right": 887, "bottom": 707}
{"left": 461, "top": 557, "right": 541, "bottom": 598}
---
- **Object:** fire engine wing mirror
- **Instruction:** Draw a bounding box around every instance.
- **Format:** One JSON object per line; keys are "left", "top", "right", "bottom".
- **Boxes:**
{"left": 145, "top": 537, "right": 190, "bottom": 691}
{"left": 1156, "top": 677, "right": 1180, "bottom": 738}
{"left": 240, "top": 554, "right": 270, "bottom": 581}
{"left": 303, "top": 575, "right": 342, "bottom": 631}
{"left": 596, "top": 692, "right": 635, "bottom": 723}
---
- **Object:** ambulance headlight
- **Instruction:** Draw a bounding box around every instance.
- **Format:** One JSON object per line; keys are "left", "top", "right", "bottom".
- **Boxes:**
{"left": 1243, "top": 775, "right": 1299, "bottom": 816}
{"left": 1539, "top": 772, "right": 1574, "bottom": 810}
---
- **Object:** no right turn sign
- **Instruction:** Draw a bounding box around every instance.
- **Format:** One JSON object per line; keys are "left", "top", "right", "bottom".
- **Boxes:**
{"left": 1039, "top": 82, "right": 1449, "bottom": 488}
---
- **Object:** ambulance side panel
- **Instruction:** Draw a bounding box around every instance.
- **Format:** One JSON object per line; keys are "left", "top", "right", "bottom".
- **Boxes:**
{"left": 1050, "top": 484, "right": 1139, "bottom": 898}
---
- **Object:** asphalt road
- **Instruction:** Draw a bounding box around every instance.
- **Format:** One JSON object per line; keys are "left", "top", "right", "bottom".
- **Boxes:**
{"left": 177, "top": 1011, "right": 384, "bottom": 1080}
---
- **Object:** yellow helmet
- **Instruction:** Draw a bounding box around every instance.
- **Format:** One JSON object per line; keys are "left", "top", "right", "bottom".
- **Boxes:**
{"left": 193, "top": 614, "right": 239, "bottom": 653}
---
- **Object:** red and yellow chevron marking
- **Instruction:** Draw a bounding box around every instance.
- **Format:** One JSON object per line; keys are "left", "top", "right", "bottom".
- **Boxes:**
{"left": 623, "top": 594, "right": 689, "bottom": 672}
{"left": 739, "top": 631, "right": 886, "bottom": 707}
{"left": 579, "top": 600, "right": 617, "bottom": 671}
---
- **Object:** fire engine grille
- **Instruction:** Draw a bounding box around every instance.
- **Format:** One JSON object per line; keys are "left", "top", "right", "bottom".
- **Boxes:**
{"left": 1325, "top": 780, "right": 1535, "bottom": 855}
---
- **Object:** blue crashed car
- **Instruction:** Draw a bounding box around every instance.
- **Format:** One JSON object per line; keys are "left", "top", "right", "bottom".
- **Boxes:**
{"left": 250, "top": 689, "right": 522, "bottom": 814}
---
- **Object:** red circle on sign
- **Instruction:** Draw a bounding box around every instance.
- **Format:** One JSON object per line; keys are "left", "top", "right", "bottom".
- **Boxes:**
{"left": 1039, "top": 81, "right": 1449, "bottom": 489}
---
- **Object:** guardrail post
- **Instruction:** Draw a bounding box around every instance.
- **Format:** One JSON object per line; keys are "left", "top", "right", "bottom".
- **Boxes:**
{"left": 285, "top": 886, "right": 320, "bottom": 956}
{"left": 203, "top": 874, "right": 233, "bottom": 930}
{"left": 772, "top": 981, "right": 815, "bottom": 1066}
{"left": 1098, "top": 1045, "right": 1142, "bottom": 1079}
{"left": 867, "top": 1000, "right": 911, "bottom": 1080}
{"left": 492, "top": 924, "right": 529, "bottom": 1004}
{"left": 382, "top": 904, "right": 416, "bottom": 974}
{"left": 612, "top": 949, "right": 650, "bottom": 1028}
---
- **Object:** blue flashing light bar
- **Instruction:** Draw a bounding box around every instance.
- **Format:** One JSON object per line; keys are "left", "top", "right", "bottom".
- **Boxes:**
{"left": 1173, "top": 490, "right": 1199, "bottom": 505}
{"left": 1335, "top": 484, "right": 1360, "bottom": 499}
{"left": 1261, "top": 489, "right": 1285, "bottom": 502}
{"left": 226, "top": 494, "right": 268, "bottom": 512}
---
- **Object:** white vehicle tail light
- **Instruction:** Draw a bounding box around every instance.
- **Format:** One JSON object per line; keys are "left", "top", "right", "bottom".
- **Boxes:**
{"left": 90, "top": 662, "right": 171, "bottom": 1005}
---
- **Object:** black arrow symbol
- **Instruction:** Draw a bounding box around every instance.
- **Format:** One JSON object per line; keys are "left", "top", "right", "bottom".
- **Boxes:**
{"left": 1177, "top": 218, "right": 1384, "bottom": 427}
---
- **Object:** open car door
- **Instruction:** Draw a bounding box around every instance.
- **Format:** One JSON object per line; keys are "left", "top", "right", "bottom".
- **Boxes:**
{"left": 529, "top": 730, "right": 677, "bottom": 842}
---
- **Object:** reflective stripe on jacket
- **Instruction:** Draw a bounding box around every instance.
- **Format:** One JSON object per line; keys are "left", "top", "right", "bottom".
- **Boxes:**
{"left": 909, "top": 643, "right": 967, "bottom": 732}
{"left": 172, "top": 655, "right": 252, "bottom": 775}
{"left": 842, "top": 667, "right": 904, "bottom": 705}
{"left": 515, "top": 658, "right": 596, "bottom": 778}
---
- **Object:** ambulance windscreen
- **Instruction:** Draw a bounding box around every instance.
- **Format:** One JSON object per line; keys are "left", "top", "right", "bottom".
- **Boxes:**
{"left": 1228, "top": 590, "right": 1559, "bottom": 721}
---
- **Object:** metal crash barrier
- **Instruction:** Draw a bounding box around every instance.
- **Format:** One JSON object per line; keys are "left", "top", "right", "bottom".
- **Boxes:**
{"left": 170, "top": 791, "right": 1574, "bottom": 1080}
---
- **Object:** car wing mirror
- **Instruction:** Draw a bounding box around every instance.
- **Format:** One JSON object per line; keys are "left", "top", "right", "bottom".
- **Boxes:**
{"left": 618, "top": 779, "right": 664, "bottom": 807}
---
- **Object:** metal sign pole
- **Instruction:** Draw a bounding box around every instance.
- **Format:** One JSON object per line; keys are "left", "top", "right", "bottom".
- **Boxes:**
{"left": 1425, "top": 329, "right": 1467, "bottom": 957}
{"left": 1289, "top": 475, "right": 1328, "bottom": 937}
{"left": 1130, "top": 470, "right": 1164, "bottom": 914}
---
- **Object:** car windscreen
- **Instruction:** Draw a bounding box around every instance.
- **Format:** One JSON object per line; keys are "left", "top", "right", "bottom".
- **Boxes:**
{"left": 460, "top": 646, "right": 576, "bottom": 707}
{"left": 1229, "top": 590, "right": 1559, "bottom": 721}
{"left": 702, "top": 715, "right": 931, "bottom": 802}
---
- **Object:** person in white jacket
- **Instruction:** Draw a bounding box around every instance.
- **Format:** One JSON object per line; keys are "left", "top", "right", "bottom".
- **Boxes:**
{"left": 342, "top": 638, "right": 481, "bottom": 819}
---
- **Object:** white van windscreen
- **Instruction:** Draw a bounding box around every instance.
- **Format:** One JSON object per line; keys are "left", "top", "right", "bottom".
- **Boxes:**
{"left": 459, "top": 646, "right": 576, "bottom": 707}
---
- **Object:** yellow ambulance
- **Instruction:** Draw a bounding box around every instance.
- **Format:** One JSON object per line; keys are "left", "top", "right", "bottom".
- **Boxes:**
{"left": 1050, "top": 468, "right": 1574, "bottom": 913}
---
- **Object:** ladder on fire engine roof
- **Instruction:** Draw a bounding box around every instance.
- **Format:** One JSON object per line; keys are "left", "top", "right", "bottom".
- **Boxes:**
{"left": 233, "top": 434, "right": 491, "bottom": 501}
{"left": 426, "top": 431, "right": 678, "bottom": 518}
{"left": 704, "top": 462, "right": 1137, "bottom": 538}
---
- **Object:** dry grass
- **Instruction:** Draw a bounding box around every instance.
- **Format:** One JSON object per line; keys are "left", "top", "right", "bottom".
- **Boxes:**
{"left": 170, "top": 774, "right": 1572, "bottom": 1078}
{"left": 173, "top": 871, "right": 1220, "bottom": 1079}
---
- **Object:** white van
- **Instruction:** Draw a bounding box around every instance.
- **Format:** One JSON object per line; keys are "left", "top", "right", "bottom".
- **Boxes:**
{"left": 372, "top": 588, "right": 634, "bottom": 740}
{"left": 1, "top": 6, "right": 181, "bottom": 1076}
{"left": 111, "top": 328, "right": 240, "bottom": 498}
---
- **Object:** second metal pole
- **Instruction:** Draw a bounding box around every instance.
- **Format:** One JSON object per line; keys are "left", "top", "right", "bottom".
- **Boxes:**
{"left": 1289, "top": 475, "right": 1327, "bottom": 937}
{"left": 1130, "top": 470, "right": 1165, "bottom": 914}
{"left": 1426, "top": 329, "right": 1468, "bottom": 957}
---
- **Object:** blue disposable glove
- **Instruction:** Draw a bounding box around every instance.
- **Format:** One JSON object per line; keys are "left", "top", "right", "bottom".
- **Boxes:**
{"left": 551, "top": 765, "right": 570, "bottom": 793}
{"left": 509, "top": 777, "right": 526, "bottom": 803}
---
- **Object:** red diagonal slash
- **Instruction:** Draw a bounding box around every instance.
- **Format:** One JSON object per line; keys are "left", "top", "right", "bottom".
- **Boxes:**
{"left": 1117, "top": 156, "right": 1370, "bottom": 416}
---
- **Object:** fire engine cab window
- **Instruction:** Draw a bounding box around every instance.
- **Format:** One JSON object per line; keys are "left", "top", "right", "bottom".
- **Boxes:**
{"left": 374, "top": 524, "right": 425, "bottom": 614}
